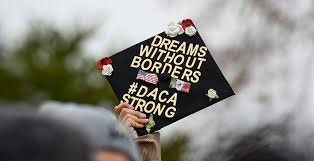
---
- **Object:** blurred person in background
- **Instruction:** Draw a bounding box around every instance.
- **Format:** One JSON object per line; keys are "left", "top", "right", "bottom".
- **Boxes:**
{"left": 202, "top": 125, "right": 313, "bottom": 161}
{"left": 225, "top": 128, "right": 312, "bottom": 161}
{"left": 0, "top": 109, "right": 91, "bottom": 161}
{"left": 39, "top": 104, "right": 141, "bottom": 161}
{"left": 40, "top": 102, "right": 162, "bottom": 161}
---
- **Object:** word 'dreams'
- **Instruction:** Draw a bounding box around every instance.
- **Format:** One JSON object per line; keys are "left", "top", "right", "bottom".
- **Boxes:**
{"left": 130, "top": 35, "right": 208, "bottom": 83}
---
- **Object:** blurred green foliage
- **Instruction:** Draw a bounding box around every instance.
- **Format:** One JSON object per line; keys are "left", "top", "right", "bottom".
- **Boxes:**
{"left": 162, "top": 134, "right": 189, "bottom": 161}
{"left": 0, "top": 24, "right": 117, "bottom": 105}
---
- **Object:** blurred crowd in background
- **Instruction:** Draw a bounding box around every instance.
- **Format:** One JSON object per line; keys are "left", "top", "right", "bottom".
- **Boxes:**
{"left": 0, "top": 0, "right": 314, "bottom": 161}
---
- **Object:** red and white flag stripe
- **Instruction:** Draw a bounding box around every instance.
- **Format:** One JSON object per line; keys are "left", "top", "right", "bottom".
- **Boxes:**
{"left": 136, "top": 69, "right": 158, "bottom": 85}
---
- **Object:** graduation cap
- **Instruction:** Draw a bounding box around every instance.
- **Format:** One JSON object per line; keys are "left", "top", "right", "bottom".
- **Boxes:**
{"left": 97, "top": 19, "right": 235, "bottom": 136}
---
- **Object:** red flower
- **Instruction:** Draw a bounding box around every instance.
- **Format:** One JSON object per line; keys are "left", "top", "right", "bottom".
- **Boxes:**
{"left": 181, "top": 19, "right": 195, "bottom": 30}
{"left": 97, "top": 57, "right": 112, "bottom": 70}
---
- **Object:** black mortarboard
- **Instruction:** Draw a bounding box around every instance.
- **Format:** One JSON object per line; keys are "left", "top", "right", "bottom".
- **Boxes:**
{"left": 97, "top": 19, "right": 235, "bottom": 136}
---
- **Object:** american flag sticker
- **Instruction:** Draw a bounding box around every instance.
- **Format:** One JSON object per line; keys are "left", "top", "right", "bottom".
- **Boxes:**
{"left": 136, "top": 69, "right": 159, "bottom": 85}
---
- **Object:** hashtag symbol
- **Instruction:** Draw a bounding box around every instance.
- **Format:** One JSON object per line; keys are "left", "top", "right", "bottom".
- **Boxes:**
{"left": 128, "top": 82, "right": 138, "bottom": 94}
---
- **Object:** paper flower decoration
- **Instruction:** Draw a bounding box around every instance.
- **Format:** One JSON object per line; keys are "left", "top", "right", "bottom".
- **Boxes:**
{"left": 206, "top": 89, "right": 219, "bottom": 101}
{"left": 185, "top": 26, "right": 197, "bottom": 36}
{"left": 165, "top": 22, "right": 184, "bottom": 38}
{"left": 182, "top": 19, "right": 197, "bottom": 36}
{"left": 165, "top": 19, "right": 197, "bottom": 37}
{"left": 181, "top": 19, "right": 195, "bottom": 29}
{"left": 97, "top": 57, "right": 113, "bottom": 76}
{"left": 102, "top": 64, "right": 113, "bottom": 76}
{"left": 145, "top": 114, "right": 156, "bottom": 133}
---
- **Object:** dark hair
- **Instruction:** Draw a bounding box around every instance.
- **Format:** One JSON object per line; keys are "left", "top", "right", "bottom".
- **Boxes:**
{"left": 202, "top": 125, "right": 311, "bottom": 161}
{"left": 226, "top": 126, "right": 309, "bottom": 161}
{"left": 0, "top": 110, "right": 91, "bottom": 161}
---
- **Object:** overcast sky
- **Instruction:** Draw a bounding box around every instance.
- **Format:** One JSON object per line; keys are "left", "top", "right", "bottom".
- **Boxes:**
{"left": 0, "top": 0, "right": 213, "bottom": 57}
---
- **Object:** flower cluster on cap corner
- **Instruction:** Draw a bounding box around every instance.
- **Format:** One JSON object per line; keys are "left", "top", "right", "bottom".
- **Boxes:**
{"left": 165, "top": 19, "right": 197, "bottom": 38}
{"left": 97, "top": 57, "right": 113, "bottom": 76}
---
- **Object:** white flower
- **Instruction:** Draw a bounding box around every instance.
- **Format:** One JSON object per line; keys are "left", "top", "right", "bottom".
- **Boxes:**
{"left": 165, "top": 22, "right": 184, "bottom": 38}
{"left": 175, "top": 24, "right": 184, "bottom": 35}
{"left": 102, "top": 64, "right": 113, "bottom": 76}
{"left": 185, "top": 26, "right": 197, "bottom": 36}
{"left": 206, "top": 89, "right": 219, "bottom": 99}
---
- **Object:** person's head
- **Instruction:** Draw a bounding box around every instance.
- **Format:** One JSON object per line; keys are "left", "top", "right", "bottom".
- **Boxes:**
{"left": 0, "top": 109, "right": 91, "bottom": 161}
{"left": 225, "top": 126, "right": 311, "bottom": 161}
{"left": 39, "top": 102, "right": 139, "bottom": 161}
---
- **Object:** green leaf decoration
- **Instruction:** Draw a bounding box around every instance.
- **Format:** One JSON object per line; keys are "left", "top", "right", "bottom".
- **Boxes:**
{"left": 145, "top": 114, "right": 156, "bottom": 133}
